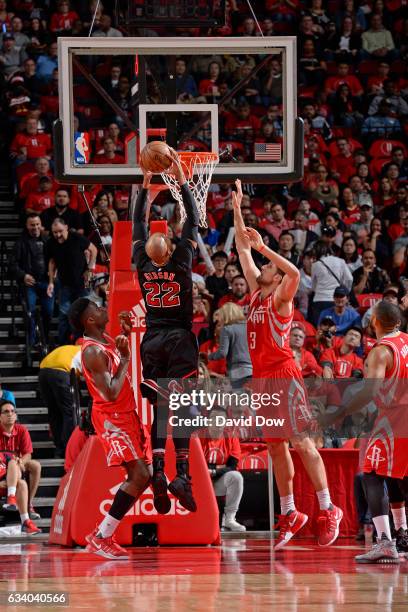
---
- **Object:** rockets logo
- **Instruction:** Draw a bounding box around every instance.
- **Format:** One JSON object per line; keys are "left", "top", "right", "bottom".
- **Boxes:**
{"left": 366, "top": 444, "right": 386, "bottom": 471}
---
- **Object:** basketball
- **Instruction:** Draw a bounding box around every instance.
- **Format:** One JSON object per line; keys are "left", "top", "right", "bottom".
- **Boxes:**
{"left": 140, "top": 141, "right": 173, "bottom": 173}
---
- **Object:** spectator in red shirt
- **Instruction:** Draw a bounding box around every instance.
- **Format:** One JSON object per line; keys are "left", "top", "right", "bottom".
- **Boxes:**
{"left": 290, "top": 324, "right": 323, "bottom": 378}
{"left": 320, "top": 327, "right": 364, "bottom": 379}
{"left": 0, "top": 400, "right": 42, "bottom": 528}
{"left": 94, "top": 137, "right": 125, "bottom": 164}
{"left": 325, "top": 62, "right": 363, "bottom": 98}
{"left": 367, "top": 61, "right": 390, "bottom": 95}
{"left": 218, "top": 275, "right": 251, "bottom": 315}
{"left": 20, "top": 157, "right": 57, "bottom": 200}
{"left": 199, "top": 61, "right": 222, "bottom": 98}
{"left": 200, "top": 407, "right": 245, "bottom": 532}
{"left": 259, "top": 201, "right": 293, "bottom": 242}
{"left": 200, "top": 311, "right": 227, "bottom": 376}
{"left": 10, "top": 117, "right": 52, "bottom": 162}
{"left": 95, "top": 123, "right": 124, "bottom": 156}
{"left": 388, "top": 204, "right": 408, "bottom": 241}
{"left": 25, "top": 176, "right": 55, "bottom": 214}
{"left": 50, "top": 0, "right": 79, "bottom": 33}
{"left": 225, "top": 102, "right": 261, "bottom": 139}
{"left": 330, "top": 137, "right": 356, "bottom": 184}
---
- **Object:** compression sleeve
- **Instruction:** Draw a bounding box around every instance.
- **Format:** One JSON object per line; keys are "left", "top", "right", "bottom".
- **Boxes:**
{"left": 180, "top": 183, "right": 199, "bottom": 243}
{"left": 132, "top": 187, "right": 148, "bottom": 242}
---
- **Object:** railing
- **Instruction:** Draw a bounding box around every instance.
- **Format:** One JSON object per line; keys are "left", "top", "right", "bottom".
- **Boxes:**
{"left": 0, "top": 239, "right": 8, "bottom": 309}
{"left": 10, "top": 278, "right": 48, "bottom": 368}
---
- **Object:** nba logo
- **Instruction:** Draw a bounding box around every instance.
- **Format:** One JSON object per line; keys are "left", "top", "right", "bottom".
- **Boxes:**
{"left": 74, "top": 132, "right": 90, "bottom": 164}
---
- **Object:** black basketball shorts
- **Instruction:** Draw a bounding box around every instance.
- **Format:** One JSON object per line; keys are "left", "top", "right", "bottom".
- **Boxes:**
{"left": 140, "top": 327, "right": 198, "bottom": 402}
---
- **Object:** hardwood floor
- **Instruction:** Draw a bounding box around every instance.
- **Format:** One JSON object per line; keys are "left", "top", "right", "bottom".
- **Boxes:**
{"left": 0, "top": 538, "right": 406, "bottom": 611}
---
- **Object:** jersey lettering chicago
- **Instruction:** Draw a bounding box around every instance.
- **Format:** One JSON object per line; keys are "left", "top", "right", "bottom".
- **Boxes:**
{"left": 133, "top": 239, "right": 194, "bottom": 330}
{"left": 81, "top": 334, "right": 135, "bottom": 414}
{"left": 247, "top": 289, "right": 294, "bottom": 375}
{"left": 363, "top": 332, "right": 408, "bottom": 478}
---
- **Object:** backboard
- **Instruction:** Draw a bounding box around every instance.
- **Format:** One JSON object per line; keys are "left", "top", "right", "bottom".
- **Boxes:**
{"left": 54, "top": 36, "right": 304, "bottom": 185}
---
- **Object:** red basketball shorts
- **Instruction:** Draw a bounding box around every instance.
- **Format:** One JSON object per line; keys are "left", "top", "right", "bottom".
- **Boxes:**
{"left": 363, "top": 436, "right": 408, "bottom": 479}
{"left": 92, "top": 409, "right": 152, "bottom": 467}
{"left": 252, "top": 364, "right": 313, "bottom": 442}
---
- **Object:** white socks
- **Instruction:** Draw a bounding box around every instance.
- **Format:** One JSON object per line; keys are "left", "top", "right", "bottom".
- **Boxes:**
{"left": 316, "top": 488, "right": 332, "bottom": 511}
{"left": 21, "top": 513, "right": 29, "bottom": 524}
{"left": 373, "top": 515, "right": 392, "bottom": 541}
{"left": 391, "top": 507, "right": 407, "bottom": 531}
{"left": 280, "top": 494, "right": 296, "bottom": 515}
{"left": 97, "top": 515, "right": 120, "bottom": 538}
{"left": 8, "top": 486, "right": 16, "bottom": 497}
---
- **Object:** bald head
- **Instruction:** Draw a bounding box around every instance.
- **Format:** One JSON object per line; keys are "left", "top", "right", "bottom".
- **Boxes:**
{"left": 146, "top": 233, "right": 172, "bottom": 266}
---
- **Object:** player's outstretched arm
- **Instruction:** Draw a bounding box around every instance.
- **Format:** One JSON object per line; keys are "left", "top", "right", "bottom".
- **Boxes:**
{"left": 82, "top": 338, "right": 131, "bottom": 402}
{"left": 132, "top": 170, "right": 151, "bottom": 244}
{"left": 168, "top": 148, "right": 199, "bottom": 248}
{"left": 232, "top": 179, "right": 260, "bottom": 293}
{"left": 245, "top": 227, "right": 300, "bottom": 303}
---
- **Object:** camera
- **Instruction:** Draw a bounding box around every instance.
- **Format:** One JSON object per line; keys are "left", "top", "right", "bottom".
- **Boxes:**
{"left": 323, "top": 330, "right": 333, "bottom": 339}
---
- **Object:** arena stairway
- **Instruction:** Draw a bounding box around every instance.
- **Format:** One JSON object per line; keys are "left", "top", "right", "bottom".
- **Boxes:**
{"left": 0, "top": 189, "right": 64, "bottom": 534}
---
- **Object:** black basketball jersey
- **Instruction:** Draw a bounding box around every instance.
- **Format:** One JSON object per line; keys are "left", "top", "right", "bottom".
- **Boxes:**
{"left": 133, "top": 239, "right": 194, "bottom": 330}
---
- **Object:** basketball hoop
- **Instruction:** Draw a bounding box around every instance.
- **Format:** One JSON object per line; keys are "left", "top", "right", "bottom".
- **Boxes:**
{"left": 160, "top": 151, "right": 218, "bottom": 228}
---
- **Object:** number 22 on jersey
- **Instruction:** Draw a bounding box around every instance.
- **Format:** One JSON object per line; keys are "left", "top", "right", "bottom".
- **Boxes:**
{"left": 143, "top": 281, "right": 181, "bottom": 308}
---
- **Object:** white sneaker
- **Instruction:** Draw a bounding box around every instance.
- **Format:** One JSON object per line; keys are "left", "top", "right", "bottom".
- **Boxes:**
{"left": 223, "top": 513, "right": 246, "bottom": 532}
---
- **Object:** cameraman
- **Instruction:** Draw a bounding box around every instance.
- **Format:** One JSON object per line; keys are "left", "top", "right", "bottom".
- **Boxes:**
{"left": 311, "top": 316, "right": 340, "bottom": 362}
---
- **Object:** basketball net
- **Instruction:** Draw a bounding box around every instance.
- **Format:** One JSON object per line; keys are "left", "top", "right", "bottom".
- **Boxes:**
{"left": 160, "top": 152, "right": 218, "bottom": 228}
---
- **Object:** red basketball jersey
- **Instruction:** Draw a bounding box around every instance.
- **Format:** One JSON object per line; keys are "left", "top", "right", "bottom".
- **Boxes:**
{"left": 375, "top": 332, "right": 408, "bottom": 409}
{"left": 363, "top": 332, "right": 408, "bottom": 478}
{"left": 81, "top": 335, "right": 135, "bottom": 414}
{"left": 247, "top": 289, "right": 294, "bottom": 376}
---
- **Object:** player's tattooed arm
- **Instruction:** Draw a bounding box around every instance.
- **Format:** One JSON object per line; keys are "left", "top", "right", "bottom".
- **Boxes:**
{"left": 232, "top": 179, "right": 260, "bottom": 293}
{"left": 82, "top": 340, "right": 131, "bottom": 402}
{"left": 132, "top": 169, "right": 152, "bottom": 243}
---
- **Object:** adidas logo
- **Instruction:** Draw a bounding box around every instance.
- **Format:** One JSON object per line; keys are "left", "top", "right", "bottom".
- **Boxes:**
{"left": 99, "top": 482, "right": 190, "bottom": 517}
{"left": 130, "top": 300, "right": 147, "bottom": 328}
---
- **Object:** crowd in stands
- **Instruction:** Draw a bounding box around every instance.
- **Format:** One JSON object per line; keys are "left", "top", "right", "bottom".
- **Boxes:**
{"left": 1, "top": 0, "right": 408, "bottom": 534}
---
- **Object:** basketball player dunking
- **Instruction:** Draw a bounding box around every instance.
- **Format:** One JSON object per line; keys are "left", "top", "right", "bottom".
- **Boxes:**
{"left": 233, "top": 179, "right": 343, "bottom": 549}
{"left": 335, "top": 301, "right": 408, "bottom": 564}
{"left": 68, "top": 299, "right": 152, "bottom": 560}
{"left": 130, "top": 149, "right": 199, "bottom": 514}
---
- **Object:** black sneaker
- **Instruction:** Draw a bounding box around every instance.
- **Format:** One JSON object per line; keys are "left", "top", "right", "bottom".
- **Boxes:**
{"left": 151, "top": 471, "right": 171, "bottom": 514}
{"left": 168, "top": 475, "right": 197, "bottom": 512}
{"left": 395, "top": 527, "right": 408, "bottom": 553}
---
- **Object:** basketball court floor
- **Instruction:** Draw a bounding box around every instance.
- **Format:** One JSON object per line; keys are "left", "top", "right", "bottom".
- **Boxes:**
{"left": 0, "top": 536, "right": 407, "bottom": 610}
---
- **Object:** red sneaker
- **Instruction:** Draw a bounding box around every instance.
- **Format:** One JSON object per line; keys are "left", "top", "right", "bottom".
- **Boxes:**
{"left": 274, "top": 510, "right": 308, "bottom": 551}
{"left": 21, "top": 519, "right": 42, "bottom": 534}
{"left": 317, "top": 504, "right": 343, "bottom": 546}
{"left": 85, "top": 528, "right": 129, "bottom": 560}
{"left": 3, "top": 495, "right": 17, "bottom": 511}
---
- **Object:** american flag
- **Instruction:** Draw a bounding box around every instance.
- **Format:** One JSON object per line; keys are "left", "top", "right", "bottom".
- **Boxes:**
{"left": 254, "top": 142, "right": 282, "bottom": 161}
